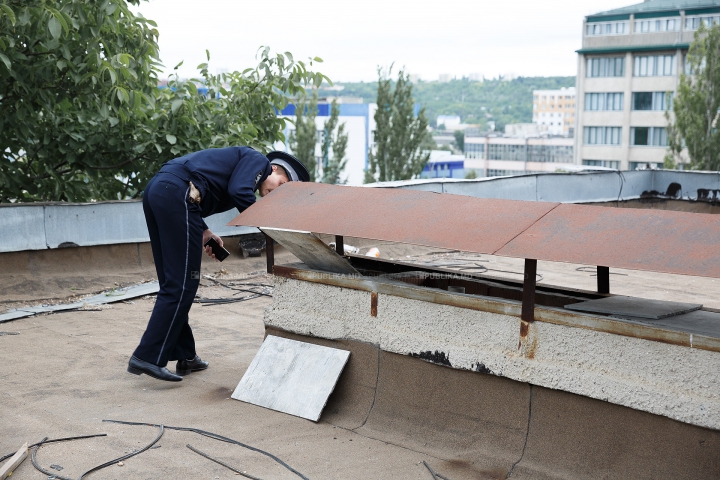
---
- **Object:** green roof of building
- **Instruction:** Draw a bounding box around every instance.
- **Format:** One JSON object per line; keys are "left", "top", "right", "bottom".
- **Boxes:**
{"left": 588, "top": 0, "right": 720, "bottom": 19}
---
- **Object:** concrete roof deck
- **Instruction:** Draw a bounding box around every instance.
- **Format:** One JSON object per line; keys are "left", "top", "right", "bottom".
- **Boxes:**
{"left": 0, "top": 249, "right": 479, "bottom": 479}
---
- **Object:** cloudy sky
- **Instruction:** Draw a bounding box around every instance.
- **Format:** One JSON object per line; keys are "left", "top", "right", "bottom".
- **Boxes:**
{"left": 134, "top": 0, "right": 635, "bottom": 82}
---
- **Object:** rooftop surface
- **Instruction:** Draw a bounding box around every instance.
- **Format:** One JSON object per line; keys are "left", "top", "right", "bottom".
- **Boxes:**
{"left": 2, "top": 238, "right": 719, "bottom": 478}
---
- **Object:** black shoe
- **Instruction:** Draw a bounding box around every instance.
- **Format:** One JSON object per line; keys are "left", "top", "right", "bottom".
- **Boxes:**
{"left": 176, "top": 355, "right": 209, "bottom": 376}
{"left": 127, "top": 356, "right": 182, "bottom": 382}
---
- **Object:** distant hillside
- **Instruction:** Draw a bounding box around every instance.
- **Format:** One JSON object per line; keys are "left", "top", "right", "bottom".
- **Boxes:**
{"left": 318, "top": 76, "right": 576, "bottom": 130}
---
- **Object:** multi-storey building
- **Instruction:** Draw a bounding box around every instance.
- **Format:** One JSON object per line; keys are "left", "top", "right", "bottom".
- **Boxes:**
{"left": 533, "top": 87, "right": 576, "bottom": 136}
{"left": 575, "top": 0, "right": 716, "bottom": 170}
{"left": 462, "top": 134, "right": 575, "bottom": 177}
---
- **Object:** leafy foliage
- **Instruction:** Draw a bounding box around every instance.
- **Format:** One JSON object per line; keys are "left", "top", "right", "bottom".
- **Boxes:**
{"left": 666, "top": 24, "right": 720, "bottom": 171}
{"left": 320, "top": 99, "right": 348, "bottom": 184}
{"left": 0, "top": 0, "right": 328, "bottom": 202}
{"left": 318, "top": 76, "right": 575, "bottom": 131}
{"left": 365, "top": 67, "right": 430, "bottom": 183}
{"left": 287, "top": 90, "right": 319, "bottom": 182}
{"left": 453, "top": 130, "right": 464, "bottom": 151}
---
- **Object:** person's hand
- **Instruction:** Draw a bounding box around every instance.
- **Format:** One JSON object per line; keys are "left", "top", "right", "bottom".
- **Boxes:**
{"left": 202, "top": 229, "right": 224, "bottom": 261}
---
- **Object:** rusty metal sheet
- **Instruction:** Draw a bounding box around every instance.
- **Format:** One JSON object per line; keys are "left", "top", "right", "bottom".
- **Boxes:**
{"left": 229, "top": 183, "right": 559, "bottom": 255}
{"left": 495, "top": 203, "right": 720, "bottom": 278}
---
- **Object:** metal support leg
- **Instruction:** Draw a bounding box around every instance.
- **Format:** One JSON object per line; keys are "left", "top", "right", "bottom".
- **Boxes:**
{"left": 335, "top": 235, "right": 344, "bottom": 256}
{"left": 597, "top": 266, "right": 610, "bottom": 294}
{"left": 521, "top": 259, "right": 537, "bottom": 322}
{"left": 264, "top": 232, "right": 274, "bottom": 274}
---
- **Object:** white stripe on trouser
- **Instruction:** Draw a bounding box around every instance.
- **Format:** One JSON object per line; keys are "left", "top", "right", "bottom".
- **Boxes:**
{"left": 156, "top": 186, "right": 190, "bottom": 365}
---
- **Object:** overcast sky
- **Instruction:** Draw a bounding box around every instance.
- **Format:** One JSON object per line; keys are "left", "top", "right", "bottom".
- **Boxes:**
{"left": 133, "top": 0, "right": 635, "bottom": 82}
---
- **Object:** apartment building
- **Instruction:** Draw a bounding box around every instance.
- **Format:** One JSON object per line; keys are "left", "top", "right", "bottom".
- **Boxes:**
{"left": 575, "top": 0, "right": 717, "bottom": 170}
{"left": 533, "top": 87, "right": 576, "bottom": 136}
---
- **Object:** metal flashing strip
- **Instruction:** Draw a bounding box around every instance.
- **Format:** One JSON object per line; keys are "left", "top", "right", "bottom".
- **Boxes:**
{"left": 272, "top": 265, "right": 720, "bottom": 353}
{"left": 230, "top": 182, "right": 720, "bottom": 279}
{"left": 0, "top": 281, "right": 159, "bottom": 323}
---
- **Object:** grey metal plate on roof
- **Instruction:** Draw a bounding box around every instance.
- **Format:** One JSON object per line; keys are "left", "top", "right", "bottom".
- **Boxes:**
{"left": 231, "top": 335, "right": 350, "bottom": 422}
{"left": 0, "top": 281, "right": 159, "bottom": 323}
{"left": 261, "top": 228, "right": 360, "bottom": 275}
{"left": 565, "top": 295, "right": 702, "bottom": 320}
{"left": 611, "top": 309, "right": 720, "bottom": 338}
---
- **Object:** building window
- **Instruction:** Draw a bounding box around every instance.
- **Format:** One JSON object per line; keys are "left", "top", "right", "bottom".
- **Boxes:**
{"left": 685, "top": 15, "right": 720, "bottom": 30}
{"left": 633, "top": 55, "right": 676, "bottom": 76}
{"left": 583, "top": 160, "right": 620, "bottom": 169}
{"left": 487, "top": 144, "right": 527, "bottom": 161}
{"left": 464, "top": 142, "right": 485, "bottom": 159}
{"left": 634, "top": 17, "right": 679, "bottom": 33}
{"left": 586, "top": 21, "right": 628, "bottom": 36}
{"left": 629, "top": 161, "right": 663, "bottom": 170}
{"left": 586, "top": 57, "right": 625, "bottom": 77}
{"left": 584, "top": 126, "right": 622, "bottom": 145}
{"left": 487, "top": 169, "right": 527, "bottom": 177}
{"left": 630, "top": 127, "right": 668, "bottom": 146}
{"left": 585, "top": 92, "right": 624, "bottom": 111}
{"left": 631, "top": 92, "right": 673, "bottom": 110}
{"left": 527, "top": 145, "right": 574, "bottom": 163}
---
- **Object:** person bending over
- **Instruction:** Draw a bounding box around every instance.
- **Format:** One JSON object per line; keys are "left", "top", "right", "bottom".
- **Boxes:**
{"left": 127, "top": 147, "right": 309, "bottom": 382}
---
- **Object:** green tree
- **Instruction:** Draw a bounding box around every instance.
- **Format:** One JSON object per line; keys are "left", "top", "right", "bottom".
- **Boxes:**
{"left": 321, "top": 99, "right": 348, "bottom": 184}
{"left": 453, "top": 130, "right": 465, "bottom": 152}
{"left": 365, "top": 66, "right": 430, "bottom": 183}
{"left": 288, "top": 89, "right": 319, "bottom": 182}
{"left": 666, "top": 23, "right": 720, "bottom": 170}
{"left": 0, "top": 0, "right": 328, "bottom": 202}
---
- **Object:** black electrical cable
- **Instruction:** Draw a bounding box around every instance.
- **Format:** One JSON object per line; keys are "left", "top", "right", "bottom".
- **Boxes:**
{"left": 103, "top": 419, "right": 309, "bottom": 480}
{"left": 423, "top": 460, "right": 439, "bottom": 480}
{"left": 31, "top": 437, "right": 75, "bottom": 480}
{"left": 186, "top": 444, "right": 262, "bottom": 480}
{"left": 0, "top": 433, "right": 107, "bottom": 463}
{"left": 422, "top": 461, "right": 452, "bottom": 480}
{"left": 30, "top": 426, "right": 161, "bottom": 480}
{"left": 77, "top": 424, "right": 163, "bottom": 479}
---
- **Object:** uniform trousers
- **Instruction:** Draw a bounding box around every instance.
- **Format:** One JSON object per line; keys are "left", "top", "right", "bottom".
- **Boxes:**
{"left": 132, "top": 172, "right": 204, "bottom": 367}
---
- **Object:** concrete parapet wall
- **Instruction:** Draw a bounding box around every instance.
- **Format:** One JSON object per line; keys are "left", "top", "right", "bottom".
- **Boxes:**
{"left": 268, "top": 327, "right": 720, "bottom": 479}
{"left": 266, "top": 278, "right": 720, "bottom": 431}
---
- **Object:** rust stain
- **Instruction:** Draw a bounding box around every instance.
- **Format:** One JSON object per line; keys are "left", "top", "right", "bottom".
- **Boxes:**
{"left": 518, "top": 321, "right": 537, "bottom": 358}
{"left": 231, "top": 182, "right": 720, "bottom": 279}
{"left": 520, "top": 320, "right": 530, "bottom": 338}
{"left": 370, "top": 291, "right": 378, "bottom": 317}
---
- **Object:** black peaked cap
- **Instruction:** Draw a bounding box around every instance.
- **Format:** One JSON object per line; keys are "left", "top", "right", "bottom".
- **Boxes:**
{"left": 266, "top": 151, "right": 310, "bottom": 182}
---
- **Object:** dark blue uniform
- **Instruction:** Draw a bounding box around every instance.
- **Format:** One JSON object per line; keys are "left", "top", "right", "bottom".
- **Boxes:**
{"left": 133, "top": 147, "right": 271, "bottom": 368}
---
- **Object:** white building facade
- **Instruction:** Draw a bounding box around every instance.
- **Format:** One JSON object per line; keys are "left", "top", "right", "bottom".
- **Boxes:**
{"left": 533, "top": 87, "right": 576, "bottom": 136}
{"left": 574, "top": 0, "right": 713, "bottom": 170}
{"left": 275, "top": 100, "right": 376, "bottom": 186}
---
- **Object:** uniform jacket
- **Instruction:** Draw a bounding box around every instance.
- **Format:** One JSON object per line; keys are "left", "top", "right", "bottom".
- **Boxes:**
{"left": 159, "top": 147, "right": 272, "bottom": 230}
